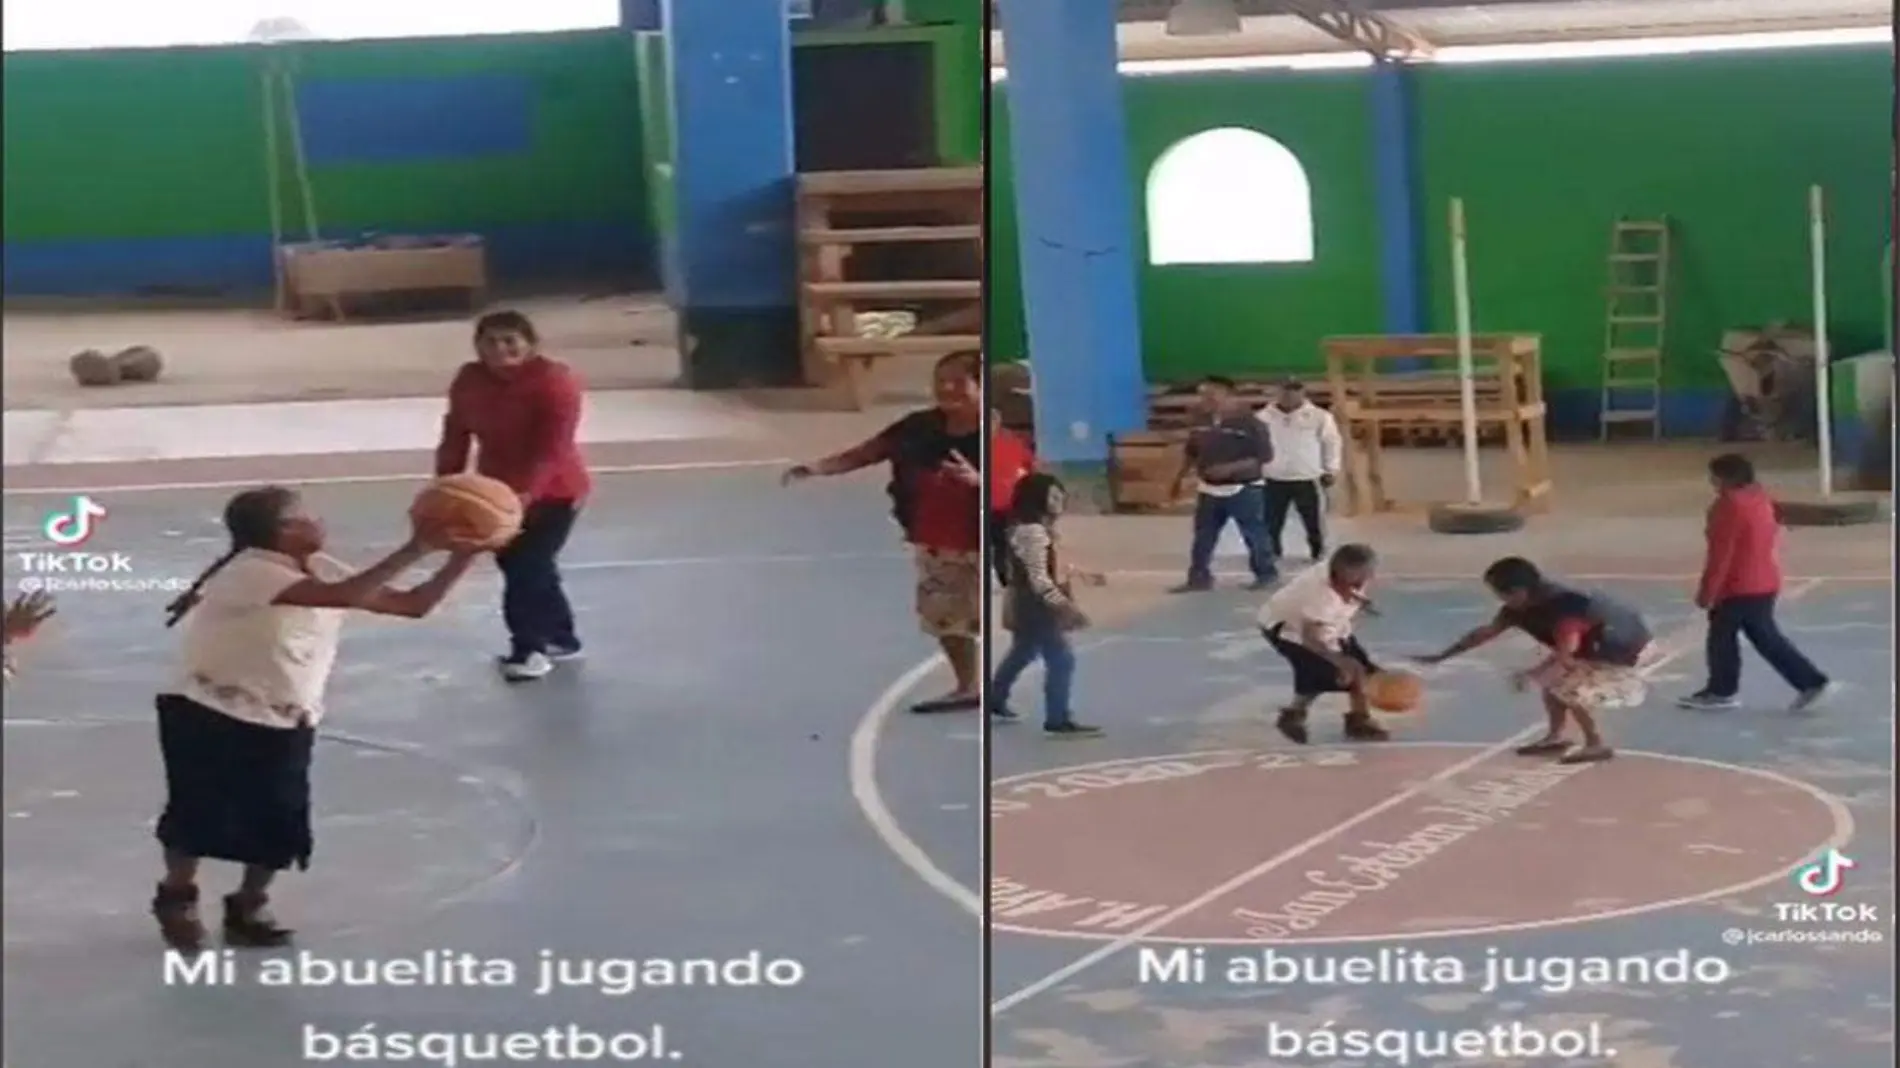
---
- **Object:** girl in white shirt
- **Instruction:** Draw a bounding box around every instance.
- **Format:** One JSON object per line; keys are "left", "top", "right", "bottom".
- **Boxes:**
{"left": 1257, "top": 544, "right": 1389, "bottom": 744}
{"left": 151, "top": 485, "right": 479, "bottom": 952}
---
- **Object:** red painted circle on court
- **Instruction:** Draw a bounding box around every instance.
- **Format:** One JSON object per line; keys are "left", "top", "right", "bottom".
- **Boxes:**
{"left": 990, "top": 745, "right": 1846, "bottom": 944}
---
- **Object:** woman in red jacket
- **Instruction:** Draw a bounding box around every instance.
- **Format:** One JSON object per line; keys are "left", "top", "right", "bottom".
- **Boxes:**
{"left": 783, "top": 353, "right": 985, "bottom": 713}
{"left": 1678, "top": 454, "right": 1835, "bottom": 712}
{"left": 435, "top": 311, "right": 591, "bottom": 682}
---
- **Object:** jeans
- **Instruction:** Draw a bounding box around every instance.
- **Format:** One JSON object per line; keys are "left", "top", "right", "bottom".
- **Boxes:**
{"left": 1188, "top": 485, "right": 1277, "bottom": 584}
{"left": 1705, "top": 593, "right": 1828, "bottom": 696}
{"left": 990, "top": 621, "right": 1076, "bottom": 728}
{"left": 494, "top": 500, "right": 580, "bottom": 658}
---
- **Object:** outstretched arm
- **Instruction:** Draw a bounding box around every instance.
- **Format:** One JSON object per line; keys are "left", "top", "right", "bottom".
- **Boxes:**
{"left": 360, "top": 552, "right": 481, "bottom": 619}
{"left": 1419, "top": 616, "right": 1509, "bottom": 663}
{"left": 270, "top": 542, "right": 431, "bottom": 611}
{"left": 786, "top": 432, "right": 893, "bottom": 483}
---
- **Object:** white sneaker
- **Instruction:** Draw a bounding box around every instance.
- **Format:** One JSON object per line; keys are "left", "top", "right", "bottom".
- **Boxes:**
{"left": 1788, "top": 681, "right": 1840, "bottom": 714}
{"left": 499, "top": 652, "right": 554, "bottom": 681}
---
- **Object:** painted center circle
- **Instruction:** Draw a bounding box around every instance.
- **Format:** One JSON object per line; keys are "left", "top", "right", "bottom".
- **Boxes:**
{"left": 990, "top": 744, "right": 1848, "bottom": 944}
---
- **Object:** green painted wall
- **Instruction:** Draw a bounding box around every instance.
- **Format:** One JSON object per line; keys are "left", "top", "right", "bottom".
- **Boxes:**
{"left": 3, "top": 31, "right": 645, "bottom": 244}
{"left": 989, "top": 46, "right": 1895, "bottom": 396}
{"left": 1416, "top": 49, "right": 1892, "bottom": 393}
{"left": 4, "top": 6, "right": 983, "bottom": 294}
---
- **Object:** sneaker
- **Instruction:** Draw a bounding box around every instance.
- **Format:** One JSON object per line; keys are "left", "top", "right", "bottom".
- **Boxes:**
{"left": 1789, "top": 681, "right": 1840, "bottom": 714}
{"left": 1044, "top": 722, "right": 1103, "bottom": 737}
{"left": 1247, "top": 574, "right": 1279, "bottom": 591}
{"left": 988, "top": 704, "right": 1020, "bottom": 722}
{"left": 499, "top": 652, "right": 554, "bottom": 681}
{"left": 546, "top": 641, "right": 585, "bottom": 662}
{"left": 1342, "top": 714, "right": 1390, "bottom": 742}
{"left": 1677, "top": 691, "right": 1741, "bottom": 711}
{"left": 1169, "top": 580, "right": 1213, "bottom": 594}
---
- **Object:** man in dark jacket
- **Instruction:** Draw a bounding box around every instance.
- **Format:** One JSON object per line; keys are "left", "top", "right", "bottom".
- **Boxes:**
{"left": 1169, "top": 377, "right": 1277, "bottom": 591}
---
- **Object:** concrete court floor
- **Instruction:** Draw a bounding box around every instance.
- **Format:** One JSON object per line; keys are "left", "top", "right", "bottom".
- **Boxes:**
{"left": 1, "top": 468, "right": 984, "bottom": 1067}
{"left": 984, "top": 575, "right": 1894, "bottom": 1068}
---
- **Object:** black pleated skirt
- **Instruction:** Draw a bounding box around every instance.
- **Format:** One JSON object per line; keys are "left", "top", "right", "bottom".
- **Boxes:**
{"left": 1262, "top": 624, "right": 1377, "bottom": 697}
{"left": 154, "top": 693, "right": 315, "bottom": 871}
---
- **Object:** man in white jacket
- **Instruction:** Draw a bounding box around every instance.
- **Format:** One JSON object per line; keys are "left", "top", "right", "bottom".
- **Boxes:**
{"left": 1257, "top": 379, "right": 1342, "bottom": 562}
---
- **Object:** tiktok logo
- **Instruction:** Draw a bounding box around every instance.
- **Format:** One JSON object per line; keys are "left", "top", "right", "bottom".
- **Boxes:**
{"left": 42, "top": 496, "right": 107, "bottom": 547}
{"left": 1794, "top": 848, "right": 1855, "bottom": 897}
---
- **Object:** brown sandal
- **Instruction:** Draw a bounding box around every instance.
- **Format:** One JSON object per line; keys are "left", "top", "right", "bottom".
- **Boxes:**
{"left": 1275, "top": 707, "right": 1310, "bottom": 745}
{"left": 151, "top": 883, "right": 207, "bottom": 953}
{"left": 1560, "top": 745, "right": 1615, "bottom": 765}
{"left": 1515, "top": 738, "right": 1571, "bottom": 756}
{"left": 223, "top": 892, "right": 294, "bottom": 948}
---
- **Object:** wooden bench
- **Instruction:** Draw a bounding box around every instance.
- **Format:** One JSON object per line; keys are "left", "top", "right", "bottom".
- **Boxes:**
{"left": 796, "top": 167, "right": 983, "bottom": 410}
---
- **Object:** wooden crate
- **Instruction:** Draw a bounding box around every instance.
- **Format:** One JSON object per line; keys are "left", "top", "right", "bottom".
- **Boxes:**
{"left": 1108, "top": 431, "right": 1196, "bottom": 513}
{"left": 278, "top": 238, "right": 486, "bottom": 321}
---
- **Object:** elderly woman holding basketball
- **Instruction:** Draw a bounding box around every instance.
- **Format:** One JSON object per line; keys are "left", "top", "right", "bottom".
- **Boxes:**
{"left": 149, "top": 485, "right": 486, "bottom": 952}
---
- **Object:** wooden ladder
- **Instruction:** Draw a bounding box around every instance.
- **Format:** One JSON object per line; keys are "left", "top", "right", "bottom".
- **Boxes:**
{"left": 1599, "top": 217, "right": 1671, "bottom": 439}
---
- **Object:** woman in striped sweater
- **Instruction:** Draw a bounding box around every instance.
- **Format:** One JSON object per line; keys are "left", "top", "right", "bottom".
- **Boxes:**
{"left": 989, "top": 473, "right": 1103, "bottom": 737}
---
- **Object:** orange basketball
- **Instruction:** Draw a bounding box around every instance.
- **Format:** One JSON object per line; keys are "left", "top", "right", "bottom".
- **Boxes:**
{"left": 1365, "top": 670, "right": 1424, "bottom": 713}
{"left": 410, "top": 474, "right": 523, "bottom": 550}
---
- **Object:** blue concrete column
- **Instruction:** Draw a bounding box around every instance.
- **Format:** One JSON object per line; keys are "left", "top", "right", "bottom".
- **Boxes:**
{"left": 1370, "top": 59, "right": 1425, "bottom": 346}
{"left": 660, "top": 0, "right": 801, "bottom": 387}
{"left": 996, "top": 0, "right": 1146, "bottom": 467}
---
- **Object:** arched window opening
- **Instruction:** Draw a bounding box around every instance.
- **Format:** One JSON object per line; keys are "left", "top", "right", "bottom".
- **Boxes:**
{"left": 1145, "top": 127, "right": 1315, "bottom": 266}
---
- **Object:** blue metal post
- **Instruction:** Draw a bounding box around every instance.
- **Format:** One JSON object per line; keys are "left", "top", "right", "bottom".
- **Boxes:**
{"left": 995, "top": 0, "right": 1147, "bottom": 469}
{"left": 660, "top": 0, "right": 800, "bottom": 387}
{"left": 1370, "top": 58, "right": 1426, "bottom": 353}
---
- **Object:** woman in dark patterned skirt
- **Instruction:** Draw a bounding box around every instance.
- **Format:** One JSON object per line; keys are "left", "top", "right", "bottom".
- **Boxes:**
{"left": 151, "top": 486, "right": 480, "bottom": 951}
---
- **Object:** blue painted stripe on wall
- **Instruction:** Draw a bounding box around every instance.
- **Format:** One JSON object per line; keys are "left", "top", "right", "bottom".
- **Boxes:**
{"left": 295, "top": 77, "right": 534, "bottom": 165}
{"left": 3, "top": 223, "right": 655, "bottom": 297}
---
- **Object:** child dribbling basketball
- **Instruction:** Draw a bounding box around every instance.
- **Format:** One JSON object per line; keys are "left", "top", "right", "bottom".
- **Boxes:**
{"left": 1258, "top": 544, "right": 1390, "bottom": 744}
{"left": 150, "top": 486, "right": 481, "bottom": 951}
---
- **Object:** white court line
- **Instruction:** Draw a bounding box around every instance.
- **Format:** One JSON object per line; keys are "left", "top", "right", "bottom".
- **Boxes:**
{"left": 985, "top": 577, "right": 1827, "bottom": 1016}
{"left": 849, "top": 656, "right": 985, "bottom": 919}
{"left": 985, "top": 743, "right": 1857, "bottom": 946}
{"left": 0, "top": 458, "right": 788, "bottom": 497}
{"left": 847, "top": 636, "right": 1126, "bottom": 925}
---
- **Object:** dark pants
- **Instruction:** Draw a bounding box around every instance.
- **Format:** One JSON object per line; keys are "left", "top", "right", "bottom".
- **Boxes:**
{"left": 1705, "top": 593, "right": 1828, "bottom": 696}
{"left": 991, "top": 619, "right": 1077, "bottom": 728}
{"left": 495, "top": 500, "right": 580, "bottom": 658}
{"left": 1187, "top": 485, "right": 1277, "bottom": 584}
{"left": 1263, "top": 479, "right": 1326, "bottom": 558}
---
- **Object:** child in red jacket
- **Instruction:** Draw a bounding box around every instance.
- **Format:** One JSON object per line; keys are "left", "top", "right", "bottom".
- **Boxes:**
{"left": 988, "top": 409, "right": 1035, "bottom": 587}
{"left": 1678, "top": 453, "right": 1835, "bottom": 712}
